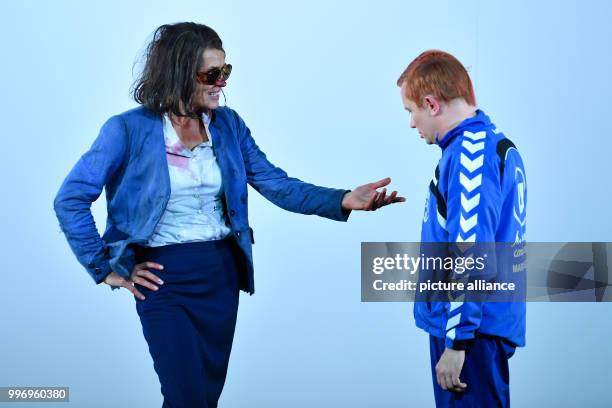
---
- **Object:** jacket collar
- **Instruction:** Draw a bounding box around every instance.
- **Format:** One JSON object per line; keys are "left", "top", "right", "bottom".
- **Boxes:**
{"left": 436, "top": 109, "right": 494, "bottom": 150}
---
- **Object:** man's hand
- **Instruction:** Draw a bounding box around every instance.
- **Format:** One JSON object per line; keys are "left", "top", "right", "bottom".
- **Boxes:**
{"left": 342, "top": 177, "right": 406, "bottom": 211}
{"left": 435, "top": 348, "right": 468, "bottom": 392}
{"left": 103, "top": 262, "right": 165, "bottom": 300}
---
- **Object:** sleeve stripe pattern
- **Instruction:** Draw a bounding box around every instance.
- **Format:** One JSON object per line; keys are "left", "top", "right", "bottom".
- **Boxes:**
{"left": 445, "top": 130, "right": 486, "bottom": 344}
{"left": 456, "top": 131, "right": 485, "bottom": 241}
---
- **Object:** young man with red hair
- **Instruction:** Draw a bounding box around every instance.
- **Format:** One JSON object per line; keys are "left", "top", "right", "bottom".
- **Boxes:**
{"left": 397, "top": 50, "right": 526, "bottom": 407}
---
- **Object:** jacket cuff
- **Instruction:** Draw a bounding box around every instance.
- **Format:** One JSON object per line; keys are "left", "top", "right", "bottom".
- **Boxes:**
{"left": 446, "top": 337, "right": 476, "bottom": 351}
{"left": 87, "top": 259, "right": 113, "bottom": 284}
{"left": 338, "top": 190, "right": 352, "bottom": 221}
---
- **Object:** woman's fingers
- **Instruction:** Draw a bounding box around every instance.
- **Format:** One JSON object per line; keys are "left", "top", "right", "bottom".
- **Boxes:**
{"left": 364, "top": 190, "right": 378, "bottom": 210}
{"left": 374, "top": 188, "right": 387, "bottom": 209}
{"left": 123, "top": 281, "right": 146, "bottom": 300}
{"left": 374, "top": 190, "right": 407, "bottom": 209}
{"left": 388, "top": 190, "right": 406, "bottom": 205}
{"left": 132, "top": 266, "right": 165, "bottom": 291}
{"left": 369, "top": 177, "right": 392, "bottom": 189}
{"left": 128, "top": 261, "right": 166, "bottom": 299}
{"left": 137, "top": 261, "right": 164, "bottom": 271}
{"left": 104, "top": 263, "right": 166, "bottom": 300}
{"left": 135, "top": 269, "right": 164, "bottom": 285}
{"left": 348, "top": 180, "right": 404, "bottom": 211}
{"left": 132, "top": 276, "right": 159, "bottom": 291}
{"left": 371, "top": 189, "right": 408, "bottom": 210}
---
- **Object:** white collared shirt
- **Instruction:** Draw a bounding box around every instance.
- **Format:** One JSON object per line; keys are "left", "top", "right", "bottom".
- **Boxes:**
{"left": 146, "top": 113, "right": 231, "bottom": 247}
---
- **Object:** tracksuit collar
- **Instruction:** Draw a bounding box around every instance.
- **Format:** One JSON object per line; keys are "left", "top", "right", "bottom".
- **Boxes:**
{"left": 436, "top": 109, "right": 493, "bottom": 150}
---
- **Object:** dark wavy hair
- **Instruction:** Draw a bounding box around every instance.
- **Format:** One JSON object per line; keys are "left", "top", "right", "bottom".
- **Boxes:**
{"left": 132, "top": 22, "right": 224, "bottom": 118}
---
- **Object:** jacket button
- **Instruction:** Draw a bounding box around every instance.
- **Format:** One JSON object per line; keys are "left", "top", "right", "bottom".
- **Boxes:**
{"left": 236, "top": 231, "right": 241, "bottom": 238}
{"left": 230, "top": 210, "right": 236, "bottom": 216}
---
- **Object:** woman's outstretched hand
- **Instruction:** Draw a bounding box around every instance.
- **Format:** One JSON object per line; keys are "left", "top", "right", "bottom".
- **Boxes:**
{"left": 342, "top": 177, "right": 406, "bottom": 211}
{"left": 103, "top": 262, "right": 165, "bottom": 300}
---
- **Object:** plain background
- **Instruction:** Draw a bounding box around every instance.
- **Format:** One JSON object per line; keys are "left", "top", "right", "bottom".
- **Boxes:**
{"left": 1, "top": 0, "right": 611, "bottom": 407}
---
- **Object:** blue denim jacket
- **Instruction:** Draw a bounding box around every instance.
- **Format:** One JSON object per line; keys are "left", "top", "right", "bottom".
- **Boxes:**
{"left": 53, "top": 106, "right": 350, "bottom": 293}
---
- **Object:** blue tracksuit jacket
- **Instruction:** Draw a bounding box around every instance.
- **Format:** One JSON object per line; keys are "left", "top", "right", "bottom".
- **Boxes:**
{"left": 415, "top": 109, "right": 527, "bottom": 349}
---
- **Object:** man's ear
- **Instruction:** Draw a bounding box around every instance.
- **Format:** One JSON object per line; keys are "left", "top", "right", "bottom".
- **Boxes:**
{"left": 423, "top": 95, "right": 441, "bottom": 116}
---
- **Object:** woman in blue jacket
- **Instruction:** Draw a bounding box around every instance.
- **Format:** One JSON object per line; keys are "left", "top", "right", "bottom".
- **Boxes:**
{"left": 53, "top": 22, "right": 403, "bottom": 408}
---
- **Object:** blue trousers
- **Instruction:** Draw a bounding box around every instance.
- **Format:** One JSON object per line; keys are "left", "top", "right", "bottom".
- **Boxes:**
{"left": 134, "top": 238, "right": 246, "bottom": 408}
{"left": 429, "top": 334, "right": 516, "bottom": 408}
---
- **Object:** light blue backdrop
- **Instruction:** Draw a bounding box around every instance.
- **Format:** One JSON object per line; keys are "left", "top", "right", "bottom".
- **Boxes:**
{"left": 1, "top": 0, "right": 611, "bottom": 407}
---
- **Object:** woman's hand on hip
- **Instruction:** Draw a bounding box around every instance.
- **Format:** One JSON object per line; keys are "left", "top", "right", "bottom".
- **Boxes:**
{"left": 103, "top": 262, "right": 165, "bottom": 300}
{"left": 342, "top": 177, "right": 406, "bottom": 211}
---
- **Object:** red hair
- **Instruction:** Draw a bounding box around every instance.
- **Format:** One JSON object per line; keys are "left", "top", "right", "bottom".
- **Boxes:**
{"left": 397, "top": 50, "right": 476, "bottom": 107}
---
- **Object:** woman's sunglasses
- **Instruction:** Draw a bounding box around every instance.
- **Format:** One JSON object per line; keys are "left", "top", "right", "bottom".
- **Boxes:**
{"left": 196, "top": 64, "right": 232, "bottom": 85}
